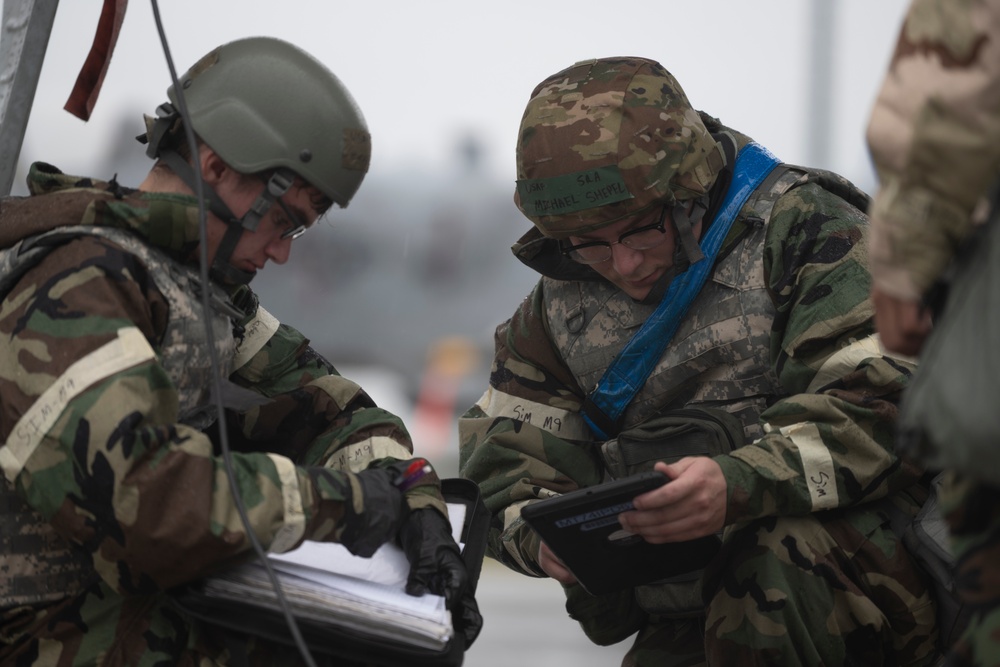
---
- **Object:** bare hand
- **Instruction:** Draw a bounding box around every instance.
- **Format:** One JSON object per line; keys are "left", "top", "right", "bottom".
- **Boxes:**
{"left": 871, "top": 286, "right": 932, "bottom": 356}
{"left": 618, "top": 458, "right": 727, "bottom": 543}
{"left": 537, "top": 539, "right": 577, "bottom": 585}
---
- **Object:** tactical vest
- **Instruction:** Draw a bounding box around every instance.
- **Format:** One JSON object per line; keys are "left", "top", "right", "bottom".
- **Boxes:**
{"left": 0, "top": 226, "right": 238, "bottom": 608}
{"left": 547, "top": 167, "right": 817, "bottom": 441}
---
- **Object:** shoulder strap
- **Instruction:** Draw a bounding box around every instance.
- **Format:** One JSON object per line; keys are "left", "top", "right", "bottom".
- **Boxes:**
{"left": 582, "top": 143, "right": 782, "bottom": 440}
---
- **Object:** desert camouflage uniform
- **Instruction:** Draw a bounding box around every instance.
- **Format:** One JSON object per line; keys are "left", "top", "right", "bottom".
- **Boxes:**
{"left": 867, "top": 1, "right": 1000, "bottom": 665}
{"left": 460, "top": 114, "right": 941, "bottom": 665}
{"left": 0, "top": 163, "right": 445, "bottom": 666}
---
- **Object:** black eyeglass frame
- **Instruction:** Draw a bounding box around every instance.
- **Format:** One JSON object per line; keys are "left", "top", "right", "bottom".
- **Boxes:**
{"left": 274, "top": 197, "right": 309, "bottom": 240}
{"left": 560, "top": 205, "right": 670, "bottom": 265}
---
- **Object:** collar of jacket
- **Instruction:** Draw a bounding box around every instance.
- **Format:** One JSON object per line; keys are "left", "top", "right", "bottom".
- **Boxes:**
{"left": 0, "top": 162, "right": 204, "bottom": 262}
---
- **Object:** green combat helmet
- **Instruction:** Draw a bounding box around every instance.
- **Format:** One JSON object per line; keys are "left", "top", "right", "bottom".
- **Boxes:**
{"left": 514, "top": 57, "right": 724, "bottom": 240}
{"left": 142, "top": 36, "right": 371, "bottom": 284}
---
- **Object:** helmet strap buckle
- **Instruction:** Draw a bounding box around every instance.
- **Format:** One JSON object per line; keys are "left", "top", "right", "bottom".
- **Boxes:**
{"left": 639, "top": 197, "right": 710, "bottom": 305}
{"left": 241, "top": 169, "right": 295, "bottom": 233}
{"left": 672, "top": 200, "right": 706, "bottom": 266}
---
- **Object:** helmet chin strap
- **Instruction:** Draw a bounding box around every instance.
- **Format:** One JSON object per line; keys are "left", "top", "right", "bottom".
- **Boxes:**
{"left": 144, "top": 104, "right": 294, "bottom": 285}
{"left": 639, "top": 198, "right": 708, "bottom": 305}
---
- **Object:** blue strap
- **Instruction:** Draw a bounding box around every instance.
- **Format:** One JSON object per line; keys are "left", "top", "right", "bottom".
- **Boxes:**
{"left": 583, "top": 142, "right": 781, "bottom": 440}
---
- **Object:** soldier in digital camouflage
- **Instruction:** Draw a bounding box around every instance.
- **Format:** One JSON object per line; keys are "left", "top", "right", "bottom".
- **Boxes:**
{"left": 458, "top": 56, "right": 943, "bottom": 665}
{"left": 867, "top": 1, "right": 1000, "bottom": 665}
{"left": 0, "top": 36, "right": 480, "bottom": 665}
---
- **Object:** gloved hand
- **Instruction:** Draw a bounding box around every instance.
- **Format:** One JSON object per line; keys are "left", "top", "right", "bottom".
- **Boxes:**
{"left": 398, "top": 508, "right": 484, "bottom": 646}
{"left": 311, "top": 465, "right": 409, "bottom": 558}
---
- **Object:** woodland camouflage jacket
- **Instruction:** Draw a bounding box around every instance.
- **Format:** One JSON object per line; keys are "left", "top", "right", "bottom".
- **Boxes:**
{"left": 459, "top": 120, "right": 926, "bottom": 579}
{"left": 0, "top": 163, "right": 443, "bottom": 665}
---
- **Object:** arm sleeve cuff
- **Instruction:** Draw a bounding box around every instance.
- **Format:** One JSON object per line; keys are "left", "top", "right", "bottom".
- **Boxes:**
{"left": 715, "top": 454, "right": 768, "bottom": 525}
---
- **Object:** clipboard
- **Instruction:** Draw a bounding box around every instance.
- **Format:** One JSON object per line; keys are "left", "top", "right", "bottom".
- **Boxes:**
{"left": 520, "top": 472, "right": 721, "bottom": 596}
{"left": 172, "top": 478, "right": 488, "bottom": 666}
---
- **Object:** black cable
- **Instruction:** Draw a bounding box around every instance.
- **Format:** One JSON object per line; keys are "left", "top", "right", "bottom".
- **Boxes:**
{"left": 147, "top": 4, "right": 318, "bottom": 665}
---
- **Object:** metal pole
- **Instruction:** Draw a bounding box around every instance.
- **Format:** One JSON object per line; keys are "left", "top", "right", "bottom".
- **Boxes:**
{"left": 0, "top": 0, "right": 59, "bottom": 196}
{"left": 806, "top": 0, "right": 834, "bottom": 168}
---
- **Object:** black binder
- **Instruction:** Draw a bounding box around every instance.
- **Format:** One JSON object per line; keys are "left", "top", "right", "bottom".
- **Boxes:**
{"left": 172, "top": 477, "right": 488, "bottom": 666}
{"left": 520, "top": 472, "right": 720, "bottom": 596}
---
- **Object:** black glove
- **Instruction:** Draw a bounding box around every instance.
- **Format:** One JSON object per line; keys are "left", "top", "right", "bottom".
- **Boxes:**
{"left": 313, "top": 465, "right": 409, "bottom": 558}
{"left": 398, "top": 508, "right": 484, "bottom": 646}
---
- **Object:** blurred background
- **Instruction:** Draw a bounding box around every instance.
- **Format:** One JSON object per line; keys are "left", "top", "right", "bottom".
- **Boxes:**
{"left": 3, "top": 1, "right": 911, "bottom": 663}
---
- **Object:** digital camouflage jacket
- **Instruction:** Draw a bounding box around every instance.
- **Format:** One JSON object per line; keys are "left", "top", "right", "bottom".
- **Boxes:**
{"left": 0, "top": 163, "right": 444, "bottom": 666}
{"left": 459, "top": 119, "right": 926, "bottom": 581}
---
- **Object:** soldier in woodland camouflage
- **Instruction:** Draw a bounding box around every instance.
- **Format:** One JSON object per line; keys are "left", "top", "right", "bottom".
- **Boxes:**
{"left": 867, "top": 1, "right": 1000, "bottom": 665}
{"left": 0, "top": 37, "right": 480, "bottom": 665}
{"left": 459, "top": 56, "right": 941, "bottom": 665}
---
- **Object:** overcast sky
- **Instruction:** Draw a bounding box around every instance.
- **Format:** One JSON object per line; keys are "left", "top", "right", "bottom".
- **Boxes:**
{"left": 16, "top": 0, "right": 909, "bottom": 191}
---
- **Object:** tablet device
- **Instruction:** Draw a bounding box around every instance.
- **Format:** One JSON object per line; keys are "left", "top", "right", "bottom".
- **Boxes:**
{"left": 520, "top": 471, "right": 721, "bottom": 596}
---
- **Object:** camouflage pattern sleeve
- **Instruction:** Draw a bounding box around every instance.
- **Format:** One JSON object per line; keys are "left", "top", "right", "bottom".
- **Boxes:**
{"left": 229, "top": 310, "right": 446, "bottom": 515}
{"left": 866, "top": 0, "right": 1000, "bottom": 300}
{"left": 716, "top": 182, "right": 925, "bottom": 523}
{"left": 0, "top": 237, "right": 410, "bottom": 594}
{"left": 458, "top": 283, "right": 604, "bottom": 575}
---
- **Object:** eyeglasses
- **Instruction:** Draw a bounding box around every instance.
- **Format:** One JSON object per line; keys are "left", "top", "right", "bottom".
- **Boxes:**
{"left": 561, "top": 206, "right": 669, "bottom": 265}
{"left": 275, "top": 197, "right": 308, "bottom": 240}
{"left": 255, "top": 171, "right": 310, "bottom": 241}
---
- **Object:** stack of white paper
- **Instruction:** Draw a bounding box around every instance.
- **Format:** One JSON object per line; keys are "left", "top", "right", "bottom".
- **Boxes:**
{"left": 199, "top": 503, "right": 467, "bottom": 651}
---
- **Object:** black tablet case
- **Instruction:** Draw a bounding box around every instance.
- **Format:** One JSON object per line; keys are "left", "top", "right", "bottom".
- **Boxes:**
{"left": 172, "top": 477, "right": 488, "bottom": 667}
{"left": 520, "top": 472, "right": 721, "bottom": 596}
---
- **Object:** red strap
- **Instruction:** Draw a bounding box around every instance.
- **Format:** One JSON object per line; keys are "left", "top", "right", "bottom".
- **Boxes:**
{"left": 63, "top": 0, "right": 128, "bottom": 121}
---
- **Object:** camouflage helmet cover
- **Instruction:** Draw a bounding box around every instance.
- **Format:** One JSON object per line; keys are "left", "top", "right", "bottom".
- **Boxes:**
{"left": 166, "top": 36, "right": 371, "bottom": 208}
{"left": 514, "top": 57, "right": 725, "bottom": 238}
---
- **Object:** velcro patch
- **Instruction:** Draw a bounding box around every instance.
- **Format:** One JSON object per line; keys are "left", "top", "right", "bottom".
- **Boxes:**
{"left": 342, "top": 128, "right": 371, "bottom": 172}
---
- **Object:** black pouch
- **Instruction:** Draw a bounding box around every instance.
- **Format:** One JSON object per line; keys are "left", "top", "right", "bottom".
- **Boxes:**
{"left": 601, "top": 407, "right": 743, "bottom": 619}
{"left": 601, "top": 407, "right": 744, "bottom": 478}
{"left": 171, "top": 478, "right": 488, "bottom": 667}
{"left": 563, "top": 582, "right": 645, "bottom": 647}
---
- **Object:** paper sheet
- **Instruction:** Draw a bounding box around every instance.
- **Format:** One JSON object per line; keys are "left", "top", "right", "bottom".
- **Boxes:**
{"left": 198, "top": 502, "right": 467, "bottom": 649}
{"left": 268, "top": 502, "right": 466, "bottom": 587}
